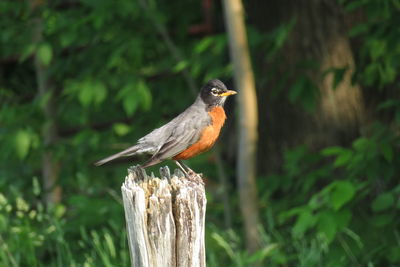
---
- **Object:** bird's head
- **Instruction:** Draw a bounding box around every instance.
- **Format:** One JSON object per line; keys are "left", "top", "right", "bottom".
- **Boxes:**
{"left": 200, "top": 79, "right": 237, "bottom": 107}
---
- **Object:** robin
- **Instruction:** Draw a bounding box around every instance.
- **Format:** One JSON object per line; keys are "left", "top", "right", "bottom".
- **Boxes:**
{"left": 95, "top": 79, "right": 236, "bottom": 175}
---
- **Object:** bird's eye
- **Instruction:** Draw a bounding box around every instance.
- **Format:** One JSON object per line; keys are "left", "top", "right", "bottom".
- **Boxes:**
{"left": 211, "top": 88, "right": 219, "bottom": 96}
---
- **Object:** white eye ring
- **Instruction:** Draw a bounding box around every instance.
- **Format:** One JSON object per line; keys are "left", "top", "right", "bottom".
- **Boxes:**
{"left": 211, "top": 88, "right": 219, "bottom": 96}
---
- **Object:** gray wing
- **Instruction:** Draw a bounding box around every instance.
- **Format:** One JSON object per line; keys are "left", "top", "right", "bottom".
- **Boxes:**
{"left": 156, "top": 116, "right": 209, "bottom": 160}
{"left": 139, "top": 98, "right": 211, "bottom": 161}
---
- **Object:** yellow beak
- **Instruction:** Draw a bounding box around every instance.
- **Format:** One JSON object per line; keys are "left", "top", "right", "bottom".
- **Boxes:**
{"left": 220, "top": 90, "right": 237, "bottom": 96}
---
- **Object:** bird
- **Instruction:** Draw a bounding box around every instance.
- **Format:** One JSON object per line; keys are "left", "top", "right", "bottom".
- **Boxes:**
{"left": 95, "top": 79, "right": 236, "bottom": 175}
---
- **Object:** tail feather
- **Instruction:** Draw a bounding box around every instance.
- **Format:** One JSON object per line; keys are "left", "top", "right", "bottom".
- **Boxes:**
{"left": 94, "top": 144, "right": 142, "bottom": 166}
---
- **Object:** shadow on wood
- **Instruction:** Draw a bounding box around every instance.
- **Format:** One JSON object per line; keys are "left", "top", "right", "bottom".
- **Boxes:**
{"left": 121, "top": 166, "right": 206, "bottom": 267}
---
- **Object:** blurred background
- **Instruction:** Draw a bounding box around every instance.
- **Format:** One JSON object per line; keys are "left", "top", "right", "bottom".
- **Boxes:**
{"left": 1, "top": 0, "right": 400, "bottom": 266}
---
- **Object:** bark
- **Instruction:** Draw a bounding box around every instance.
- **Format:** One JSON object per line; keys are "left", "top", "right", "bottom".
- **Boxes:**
{"left": 31, "top": 3, "right": 62, "bottom": 204}
{"left": 246, "top": 0, "right": 366, "bottom": 173}
{"left": 121, "top": 166, "right": 206, "bottom": 267}
{"left": 222, "top": 0, "right": 261, "bottom": 253}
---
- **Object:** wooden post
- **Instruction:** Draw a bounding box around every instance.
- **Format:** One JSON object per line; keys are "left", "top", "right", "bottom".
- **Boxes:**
{"left": 121, "top": 166, "right": 206, "bottom": 267}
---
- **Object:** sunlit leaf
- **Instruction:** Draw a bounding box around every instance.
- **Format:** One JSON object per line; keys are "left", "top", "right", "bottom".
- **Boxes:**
{"left": 172, "top": 61, "right": 188, "bottom": 73}
{"left": 292, "top": 209, "right": 316, "bottom": 238}
{"left": 135, "top": 80, "right": 151, "bottom": 111}
{"left": 331, "top": 181, "right": 355, "bottom": 210}
{"left": 322, "top": 146, "right": 346, "bottom": 156}
{"left": 334, "top": 150, "right": 353, "bottom": 167}
{"left": 194, "top": 37, "right": 213, "bottom": 53}
{"left": 15, "top": 129, "right": 31, "bottom": 159}
{"left": 79, "top": 82, "right": 93, "bottom": 107}
{"left": 93, "top": 81, "right": 107, "bottom": 105}
{"left": 113, "top": 123, "right": 131, "bottom": 136}
{"left": 77, "top": 80, "right": 107, "bottom": 107}
{"left": 19, "top": 44, "right": 36, "bottom": 62}
{"left": 117, "top": 83, "right": 139, "bottom": 116}
{"left": 54, "top": 204, "right": 66, "bottom": 219}
{"left": 247, "top": 243, "right": 278, "bottom": 263}
{"left": 37, "top": 43, "right": 53, "bottom": 66}
{"left": 317, "top": 211, "right": 337, "bottom": 243}
{"left": 104, "top": 232, "right": 116, "bottom": 258}
{"left": 32, "top": 177, "right": 41, "bottom": 196}
{"left": 211, "top": 232, "right": 236, "bottom": 260}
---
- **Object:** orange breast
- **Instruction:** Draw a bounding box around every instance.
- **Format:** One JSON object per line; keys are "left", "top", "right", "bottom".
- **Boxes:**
{"left": 173, "top": 106, "right": 226, "bottom": 160}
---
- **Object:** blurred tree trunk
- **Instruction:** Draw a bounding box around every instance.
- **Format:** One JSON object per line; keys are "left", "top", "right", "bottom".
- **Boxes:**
{"left": 247, "top": 0, "right": 366, "bottom": 173}
{"left": 31, "top": 2, "right": 62, "bottom": 204}
{"left": 222, "top": 0, "right": 261, "bottom": 253}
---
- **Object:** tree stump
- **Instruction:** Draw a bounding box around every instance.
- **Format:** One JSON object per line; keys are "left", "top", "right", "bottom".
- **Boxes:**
{"left": 121, "top": 166, "right": 206, "bottom": 267}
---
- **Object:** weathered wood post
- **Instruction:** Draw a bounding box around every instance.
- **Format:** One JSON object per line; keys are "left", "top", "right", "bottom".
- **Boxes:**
{"left": 121, "top": 166, "right": 206, "bottom": 267}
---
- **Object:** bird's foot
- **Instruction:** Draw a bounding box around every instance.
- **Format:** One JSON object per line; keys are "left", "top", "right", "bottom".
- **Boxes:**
{"left": 174, "top": 160, "right": 204, "bottom": 184}
{"left": 128, "top": 165, "right": 141, "bottom": 173}
{"left": 185, "top": 168, "right": 204, "bottom": 184}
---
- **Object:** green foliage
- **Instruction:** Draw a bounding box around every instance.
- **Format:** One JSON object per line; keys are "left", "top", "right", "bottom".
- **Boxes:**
{"left": 288, "top": 75, "right": 318, "bottom": 112}
{"left": 343, "top": 0, "right": 400, "bottom": 88}
{"left": 37, "top": 43, "right": 53, "bottom": 66}
{"left": 0, "top": 175, "right": 129, "bottom": 266}
{"left": 1, "top": 0, "right": 400, "bottom": 266}
{"left": 0, "top": 0, "right": 232, "bottom": 265}
{"left": 206, "top": 226, "right": 278, "bottom": 267}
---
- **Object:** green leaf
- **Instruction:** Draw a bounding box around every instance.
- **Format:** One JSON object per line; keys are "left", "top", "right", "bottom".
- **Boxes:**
{"left": 331, "top": 181, "right": 355, "bottom": 210}
{"left": 37, "top": 43, "right": 53, "bottom": 66}
{"left": 371, "top": 193, "right": 394, "bottom": 212}
{"left": 334, "top": 149, "right": 353, "bottom": 167}
{"left": 78, "top": 80, "right": 107, "bottom": 107}
{"left": 113, "top": 123, "right": 131, "bottom": 136}
{"left": 377, "top": 99, "right": 400, "bottom": 110}
{"left": 92, "top": 81, "right": 107, "bottom": 105}
{"left": 369, "top": 39, "right": 386, "bottom": 60}
{"left": 352, "top": 137, "right": 370, "bottom": 151}
{"left": 335, "top": 209, "right": 352, "bottom": 229}
{"left": 137, "top": 80, "right": 152, "bottom": 110}
{"left": 194, "top": 37, "right": 213, "bottom": 53}
{"left": 345, "top": 0, "right": 367, "bottom": 11}
{"left": 288, "top": 76, "right": 306, "bottom": 103}
{"left": 15, "top": 129, "right": 31, "bottom": 159}
{"left": 79, "top": 82, "right": 94, "bottom": 107}
{"left": 382, "top": 59, "right": 396, "bottom": 83}
{"left": 322, "top": 146, "right": 346, "bottom": 156}
{"left": 172, "top": 61, "right": 188, "bottom": 73}
{"left": 364, "top": 63, "right": 378, "bottom": 86}
{"left": 211, "top": 232, "right": 235, "bottom": 260}
{"left": 348, "top": 23, "right": 369, "bottom": 37}
{"left": 248, "top": 244, "right": 278, "bottom": 263}
{"left": 32, "top": 177, "right": 41, "bottom": 196}
{"left": 275, "top": 18, "right": 295, "bottom": 48}
{"left": 332, "top": 67, "right": 347, "bottom": 90}
{"left": 317, "top": 211, "right": 337, "bottom": 243}
{"left": 380, "top": 143, "right": 393, "bottom": 162}
{"left": 292, "top": 209, "right": 316, "bottom": 238}
{"left": 20, "top": 44, "right": 36, "bottom": 62}
{"left": 370, "top": 214, "right": 393, "bottom": 227}
{"left": 388, "top": 246, "right": 400, "bottom": 263}
{"left": 288, "top": 76, "right": 317, "bottom": 112}
{"left": 279, "top": 206, "right": 306, "bottom": 223}
{"left": 54, "top": 204, "right": 66, "bottom": 219}
{"left": 117, "top": 83, "right": 139, "bottom": 116}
